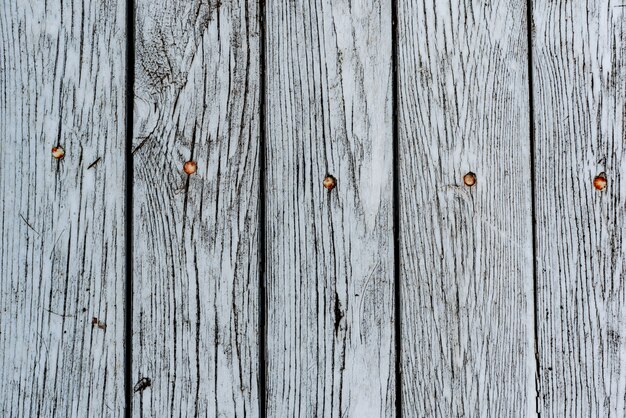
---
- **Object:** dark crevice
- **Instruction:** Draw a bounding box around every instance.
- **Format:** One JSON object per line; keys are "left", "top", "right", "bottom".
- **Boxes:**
{"left": 124, "top": 0, "right": 135, "bottom": 415}
{"left": 526, "top": 0, "right": 541, "bottom": 415}
{"left": 87, "top": 157, "right": 101, "bottom": 169}
{"left": 391, "top": 0, "right": 402, "bottom": 416}
{"left": 333, "top": 293, "right": 343, "bottom": 336}
{"left": 258, "top": 0, "right": 267, "bottom": 416}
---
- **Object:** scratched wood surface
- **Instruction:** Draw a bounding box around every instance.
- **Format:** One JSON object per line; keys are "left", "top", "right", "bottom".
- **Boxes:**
{"left": 532, "top": 1, "right": 626, "bottom": 416}
{"left": 264, "top": 0, "right": 395, "bottom": 416}
{"left": 132, "top": 0, "right": 260, "bottom": 416}
{"left": 0, "top": 0, "right": 126, "bottom": 416}
{"left": 397, "top": 0, "right": 536, "bottom": 416}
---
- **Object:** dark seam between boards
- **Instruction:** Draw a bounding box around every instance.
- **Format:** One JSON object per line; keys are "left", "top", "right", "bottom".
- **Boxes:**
{"left": 124, "top": 0, "right": 135, "bottom": 415}
{"left": 525, "top": 0, "right": 541, "bottom": 415}
{"left": 391, "top": 0, "right": 402, "bottom": 416}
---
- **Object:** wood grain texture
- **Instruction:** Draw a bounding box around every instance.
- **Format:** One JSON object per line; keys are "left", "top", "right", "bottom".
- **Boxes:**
{"left": 0, "top": 0, "right": 126, "bottom": 416}
{"left": 533, "top": 2, "right": 626, "bottom": 416}
{"left": 264, "top": 1, "right": 395, "bottom": 416}
{"left": 397, "top": 1, "right": 535, "bottom": 416}
{"left": 132, "top": 0, "right": 260, "bottom": 415}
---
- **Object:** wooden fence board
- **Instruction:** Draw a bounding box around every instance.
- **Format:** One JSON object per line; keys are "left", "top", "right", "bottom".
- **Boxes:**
{"left": 132, "top": 0, "right": 260, "bottom": 415}
{"left": 397, "top": 1, "right": 536, "bottom": 416}
{"left": 0, "top": 0, "right": 127, "bottom": 416}
{"left": 532, "top": 2, "right": 626, "bottom": 415}
{"left": 264, "top": 1, "right": 395, "bottom": 416}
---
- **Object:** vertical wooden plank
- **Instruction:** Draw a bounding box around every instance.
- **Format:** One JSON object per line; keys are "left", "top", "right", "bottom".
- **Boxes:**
{"left": 132, "top": 0, "right": 260, "bottom": 415}
{"left": 0, "top": 0, "right": 126, "bottom": 416}
{"left": 533, "top": 2, "right": 626, "bottom": 415}
{"left": 265, "top": 1, "right": 395, "bottom": 416}
{"left": 397, "top": 1, "right": 535, "bottom": 415}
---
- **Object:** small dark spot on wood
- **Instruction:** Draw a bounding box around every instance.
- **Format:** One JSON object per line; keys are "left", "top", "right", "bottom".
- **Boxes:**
{"left": 608, "top": 329, "right": 620, "bottom": 350}
{"left": 134, "top": 377, "right": 151, "bottom": 393}
{"left": 82, "top": 308, "right": 87, "bottom": 312}
{"left": 87, "top": 157, "right": 101, "bottom": 169}
{"left": 91, "top": 317, "right": 106, "bottom": 330}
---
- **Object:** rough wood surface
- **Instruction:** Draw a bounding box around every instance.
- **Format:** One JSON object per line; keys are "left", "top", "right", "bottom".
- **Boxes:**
{"left": 6, "top": 0, "right": 626, "bottom": 414}
{"left": 264, "top": 1, "right": 395, "bottom": 416}
{"left": 533, "top": 2, "right": 626, "bottom": 416}
{"left": 132, "top": 0, "right": 260, "bottom": 415}
{"left": 397, "top": 1, "right": 536, "bottom": 416}
{"left": 0, "top": 0, "right": 126, "bottom": 416}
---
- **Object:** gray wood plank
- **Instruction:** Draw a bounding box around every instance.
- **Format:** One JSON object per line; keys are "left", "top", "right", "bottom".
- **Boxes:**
{"left": 264, "top": 1, "right": 395, "bottom": 416}
{"left": 0, "top": 0, "right": 126, "bottom": 416}
{"left": 397, "top": 1, "right": 536, "bottom": 416}
{"left": 532, "top": 2, "right": 626, "bottom": 415}
{"left": 132, "top": 0, "right": 260, "bottom": 415}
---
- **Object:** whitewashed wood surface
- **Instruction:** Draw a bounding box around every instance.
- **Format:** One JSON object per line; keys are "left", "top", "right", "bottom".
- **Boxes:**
{"left": 532, "top": 1, "right": 626, "bottom": 416}
{"left": 3, "top": 0, "right": 626, "bottom": 416}
{"left": 0, "top": 0, "right": 127, "bottom": 416}
{"left": 264, "top": 0, "right": 395, "bottom": 416}
{"left": 132, "top": 0, "right": 260, "bottom": 416}
{"left": 397, "top": 0, "right": 536, "bottom": 416}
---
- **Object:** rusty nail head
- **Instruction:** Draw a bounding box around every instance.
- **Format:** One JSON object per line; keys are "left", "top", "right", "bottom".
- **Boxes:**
{"left": 593, "top": 173, "right": 607, "bottom": 191}
{"left": 323, "top": 175, "right": 336, "bottom": 190}
{"left": 52, "top": 146, "right": 65, "bottom": 159}
{"left": 183, "top": 161, "right": 197, "bottom": 175}
{"left": 463, "top": 172, "right": 476, "bottom": 187}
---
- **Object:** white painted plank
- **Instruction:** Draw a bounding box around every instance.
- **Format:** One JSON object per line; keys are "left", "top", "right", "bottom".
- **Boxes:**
{"left": 132, "top": 0, "right": 260, "bottom": 415}
{"left": 532, "top": 2, "right": 626, "bottom": 415}
{"left": 264, "top": 1, "right": 395, "bottom": 416}
{"left": 397, "top": 1, "right": 536, "bottom": 416}
{"left": 0, "top": 0, "right": 126, "bottom": 416}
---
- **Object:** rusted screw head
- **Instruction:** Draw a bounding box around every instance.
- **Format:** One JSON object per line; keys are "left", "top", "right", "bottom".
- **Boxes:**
{"left": 323, "top": 175, "right": 336, "bottom": 190}
{"left": 52, "top": 146, "right": 65, "bottom": 159}
{"left": 463, "top": 172, "right": 476, "bottom": 187}
{"left": 593, "top": 173, "right": 607, "bottom": 191}
{"left": 183, "top": 161, "right": 197, "bottom": 175}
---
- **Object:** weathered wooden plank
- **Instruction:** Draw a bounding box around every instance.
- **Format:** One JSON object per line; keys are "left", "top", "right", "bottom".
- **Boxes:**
{"left": 132, "top": 0, "right": 260, "bottom": 415}
{"left": 533, "top": 2, "right": 626, "bottom": 415}
{"left": 264, "top": 1, "right": 395, "bottom": 416}
{"left": 397, "top": 1, "right": 535, "bottom": 415}
{"left": 0, "top": 0, "right": 126, "bottom": 416}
